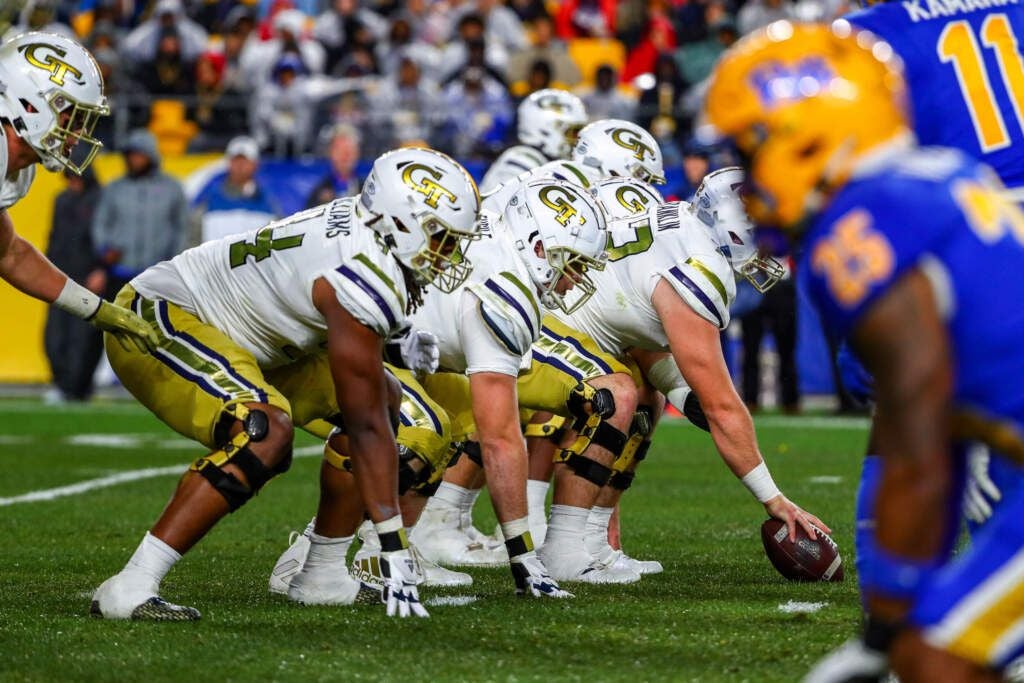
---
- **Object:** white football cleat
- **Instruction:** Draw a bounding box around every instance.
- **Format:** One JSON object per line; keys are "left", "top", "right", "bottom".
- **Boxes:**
{"left": 288, "top": 561, "right": 361, "bottom": 606}
{"left": 91, "top": 572, "right": 200, "bottom": 621}
{"left": 410, "top": 505, "right": 507, "bottom": 567}
{"left": 410, "top": 545, "right": 473, "bottom": 587}
{"left": 610, "top": 550, "right": 663, "bottom": 575}
{"left": 538, "top": 541, "right": 641, "bottom": 584}
{"left": 269, "top": 529, "right": 311, "bottom": 595}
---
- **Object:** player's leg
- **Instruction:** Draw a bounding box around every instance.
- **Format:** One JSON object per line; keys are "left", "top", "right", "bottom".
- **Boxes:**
{"left": 587, "top": 381, "right": 666, "bottom": 575}
{"left": 519, "top": 317, "right": 640, "bottom": 583}
{"left": 895, "top": 463, "right": 1024, "bottom": 682}
{"left": 92, "top": 288, "right": 294, "bottom": 621}
{"left": 522, "top": 410, "right": 565, "bottom": 545}
{"left": 410, "top": 372, "right": 508, "bottom": 566}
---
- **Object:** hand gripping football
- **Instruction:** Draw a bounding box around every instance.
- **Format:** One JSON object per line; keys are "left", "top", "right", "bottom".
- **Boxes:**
{"left": 761, "top": 518, "right": 844, "bottom": 582}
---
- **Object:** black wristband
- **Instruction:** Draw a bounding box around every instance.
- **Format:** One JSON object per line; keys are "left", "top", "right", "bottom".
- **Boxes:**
{"left": 863, "top": 616, "right": 903, "bottom": 653}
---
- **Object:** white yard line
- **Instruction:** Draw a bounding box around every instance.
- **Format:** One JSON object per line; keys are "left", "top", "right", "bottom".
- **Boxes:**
{"left": 0, "top": 444, "right": 323, "bottom": 507}
{"left": 808, "top": 476, "right": 844, "bottom": 484}
{"left": 777, "top": 600, "right": 829, "bottom": 614}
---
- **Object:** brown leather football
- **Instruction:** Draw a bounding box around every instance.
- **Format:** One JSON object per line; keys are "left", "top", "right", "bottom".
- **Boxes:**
{"left": 761, "top": 518, "right": 844, "bottom": 582}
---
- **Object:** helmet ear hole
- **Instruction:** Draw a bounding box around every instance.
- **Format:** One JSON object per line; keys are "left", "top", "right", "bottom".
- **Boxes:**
{"left": 19, "top": 99, "right": 37, "bottom": 113}
{"left": 393, "top": 217, "right": 411, "bottom": 233}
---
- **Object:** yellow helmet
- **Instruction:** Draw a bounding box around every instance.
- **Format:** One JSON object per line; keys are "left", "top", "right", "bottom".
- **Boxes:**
{"left": 703, "top": 21, "right": 909, "bottom": 229}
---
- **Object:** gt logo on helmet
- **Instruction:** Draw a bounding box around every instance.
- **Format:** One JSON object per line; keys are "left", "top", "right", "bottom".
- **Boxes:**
{"left": 19, "top": 43, "right": 85, "bottom": 87}
{"left": 615, "top": 186, "right": 651, "bottom": 214}
{"left": 535, "top": 94, "right": 567, "bottom": 112}
{"left": 401, "top": 163, "right": 459, "bottom": 209}
{"left": 611, "top": 128, "right": 654, "bottom": 162}
{"left": 539, "top": 186, "right": 586, "bottom": 227}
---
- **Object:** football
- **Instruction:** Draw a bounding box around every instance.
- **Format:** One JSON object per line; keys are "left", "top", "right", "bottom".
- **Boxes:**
{"left": 760, "top": 518, "right": 844, "bottom": 582}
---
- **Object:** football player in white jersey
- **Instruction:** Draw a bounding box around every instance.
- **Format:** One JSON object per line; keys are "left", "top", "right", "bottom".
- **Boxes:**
{"left": 271, "top": 178, "right": 609, "bottom": 599}
{"left": 556, "top": 170, "right": 830, "bottom": 560}
{"left": 415, "top": 119, "right": 667, "bottom": 572}
{"left": 0, "top": 33, "right": 156, "bottom": 354}
{"left": 412, "top": 177, "right": 611, "bottom": 595}
{"left": 479, "top": 88, "right": 587, "bottom": 194}
{"left": 90, "top": 148, "right": 482, "bottom": 621}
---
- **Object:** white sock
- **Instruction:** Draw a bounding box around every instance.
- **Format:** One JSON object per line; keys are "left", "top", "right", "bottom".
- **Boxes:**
{"left": 459, "top": 487, "right": 482, "bottom": 529}
{"left": 124, "top": 532, "right": 181, "bottom": 586}
{"left": 304, "top": 532, "right": 353, "bottom": 569}
{"left": 545, "top": 505, "right": 589, "bottom": 542}
{"left": 527, "top": 480, "right": 550, "bottom": 518}
{"left": 428, "top": 482, "right": 470, "bottom": 511}
{"left": 584, "top": 506, "right": 615, "bottom": 557}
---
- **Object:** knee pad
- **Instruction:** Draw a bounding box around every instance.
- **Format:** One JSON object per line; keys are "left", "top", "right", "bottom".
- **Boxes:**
{"left": 456, "top": 440, "right": 483, "bottom": 468}
{"left": 323, "top": 439, "right": 352, "bottom": 472}
{"left": 193, "top": 404, "right": 281, "bottom": 511}
{"left": 555, "top": 412, "right": 629, "bottom": 487}
{"left": 682, "top": 392, "right": 710, "bottom": 432}
{"left": 566, "top": 381, "right": 616, "bottom": 422}
{"left": 609, "top": 408, "right": 655, "bottom": 490}
{"left": 523, "top": 414, "right": 567, "bottom": 444}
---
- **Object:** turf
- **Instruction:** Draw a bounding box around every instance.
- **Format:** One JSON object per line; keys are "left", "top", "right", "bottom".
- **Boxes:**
{"left": 0, "top": 399, "right": 871, "bottom": 682}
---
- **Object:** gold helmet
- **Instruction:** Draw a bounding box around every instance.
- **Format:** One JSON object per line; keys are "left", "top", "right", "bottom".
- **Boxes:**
{"left": 702, "top": 21, "right": 909, "bottom": 230}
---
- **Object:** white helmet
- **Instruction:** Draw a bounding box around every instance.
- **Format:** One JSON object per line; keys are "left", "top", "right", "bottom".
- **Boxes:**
{"left": 359, "top": 147, "right": 482, "bottom": 293}
{"left": 691, "top": 167, "right": 784, "bottom": 293}
{"left": 504, "top": 178, "right": 608, "bottom": 314}
{"left": 573, "top": 119, "right": 666, "bottom": 185}
{"left": 0, "top": 32, "right": 109, "bottom": 173}
{"left": 591, "top": 176, "right": 663, "bottom": 221}
{"left": 517, "top": 88, "right": 588, "bottom": 160}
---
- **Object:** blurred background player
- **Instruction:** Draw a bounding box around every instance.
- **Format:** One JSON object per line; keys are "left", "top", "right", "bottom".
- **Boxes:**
{"left": 0, "top": 32, "right": 157, "bottom": 362}
{"left": 479, "top": 87, "right": 587, "bottom": 193}
{"left": 90, "top": 148, "right": 482, "bottom": 621}
{"left": 704, "top": 22, "right": 1024, "bottom": 683}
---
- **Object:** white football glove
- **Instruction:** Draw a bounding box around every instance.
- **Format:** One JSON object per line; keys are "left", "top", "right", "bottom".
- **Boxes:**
{"left": 511, "top": 554, "right": 574, "bottom": 599}
{"left": 380, "top": 548, "right": 429, "bottom": 618}
{"left": 964, "top": 444, "right": 1001, "bottom": 524}
{"left": 397, "top": 329, "right": 440, "bottom": 376}
{"left": 803, "top": 639, "right": 888, "bottom": 683}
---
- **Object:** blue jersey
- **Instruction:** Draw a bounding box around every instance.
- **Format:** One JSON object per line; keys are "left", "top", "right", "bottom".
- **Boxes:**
{"left": 803, "top": 147, "right": 1024, "bottom": 447}
{"left": 846, "top": 2, "right": 1024, "bottom": 188}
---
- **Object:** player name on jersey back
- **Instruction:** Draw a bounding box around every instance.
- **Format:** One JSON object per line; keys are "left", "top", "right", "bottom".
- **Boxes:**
{"left": 899, "top": 0, "right": 1018, "bottom": 22}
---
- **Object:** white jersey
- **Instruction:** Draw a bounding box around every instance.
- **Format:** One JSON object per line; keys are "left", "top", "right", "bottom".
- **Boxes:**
{"left": 479, "top": 144, "right": 549, "bottom": 194}
{"left": 481, "top": 159, "right": 596, "bottom": 216}
{"left": 133, "top": 197, "right": 408, "bottom": 368}
{"left": 556, "top": 201, "right": 735, "bottom": 356}
{"left": 0, "top": 127, "right": 35, "bottom": 209}
{"left": 411, "top": 212, "right": 541, "bottom": 377}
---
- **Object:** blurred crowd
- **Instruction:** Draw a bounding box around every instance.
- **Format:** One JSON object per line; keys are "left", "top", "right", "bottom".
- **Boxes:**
{"left": 18, "top": 0, "right": 852, "bottom": 162}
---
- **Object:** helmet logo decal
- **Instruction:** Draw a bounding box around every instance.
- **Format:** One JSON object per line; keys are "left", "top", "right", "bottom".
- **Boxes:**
{"left": 535, "top": 94, "right": 567, "bottom": 112}
{"left": 539, "top": 185, "right": 586, "bottom": 227}
{"left": 749, "top": 58, "right": 835, "bottom": 109}
{"left": 615, "top": 186, "right": 651, "bottom": 214}
{"left": 610, "top": 128, "right": 654, "bottom": 162}
{"left": 400, "top": 163, "right": 458, "bottom": 209}
{"left": 20, "top": 43, "right": 85, "bottom": 87}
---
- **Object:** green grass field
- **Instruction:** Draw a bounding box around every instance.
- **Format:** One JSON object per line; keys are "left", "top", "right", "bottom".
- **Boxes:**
{"left": 0, "top": 399, "right": 872, "bottom": 682}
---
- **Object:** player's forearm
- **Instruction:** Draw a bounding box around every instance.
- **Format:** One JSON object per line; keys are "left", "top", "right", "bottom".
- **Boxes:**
{"left": 705, "top": 398, "right": 764, "bottom": 478}
{"left": 346, "top": 418, "right": 402, "bottom": 523}
{"left": 0, "top": 234, "right": 69, "bottom": 303}
{"left": 477, "top": 428, "right": 529, "bottom": 523}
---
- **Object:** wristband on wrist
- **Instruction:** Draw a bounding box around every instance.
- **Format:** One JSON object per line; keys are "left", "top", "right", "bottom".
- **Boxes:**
{"left": 375, "top": 514, "right": 408, "bottom": 552}
{"left": 740, "top": 462, "right": 781, "bottom": 503}
{"left": 53, "top": 278, "right": 102, "bottom": 320}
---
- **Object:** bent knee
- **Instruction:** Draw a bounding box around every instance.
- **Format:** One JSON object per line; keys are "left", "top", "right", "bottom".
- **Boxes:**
{"left": 589, "top": 373, "right": 639, "bottom": 421}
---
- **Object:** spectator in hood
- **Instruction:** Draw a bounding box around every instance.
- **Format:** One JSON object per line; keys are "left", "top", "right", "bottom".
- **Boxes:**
{"left": 138, "top": 27, "right": 196, "bottom": 95}
{"left": 44, "top": 166, "right": 105, "bottom": 404}
{"left": 187, "top": 51, "right": 250, "bottom": 152}
{"left": 580, "top": 64, "right": 635, "bottom": 121}
{"left": 89, "top": 130, "right": 188, "bottom": 308}
{"left": 120, "top": 0, "right": 209, "bottom": 64}
{"left": 313, "top": 0, "right": 388, "bottom": 73}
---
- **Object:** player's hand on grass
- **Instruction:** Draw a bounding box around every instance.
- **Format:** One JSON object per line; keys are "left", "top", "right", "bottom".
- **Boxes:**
{"left": 511, "top": 554, "right": 574, "bottom": 599}
{"left": 380, "top": 548, "right": 429, "bottom": 618}
{"left": 763, "top": 494, "right": 831, "bottom": 543}
{"left": 802, "top": 638, "right": 888, "bottom": 683}
{"left": 963, "top": 444, "right": 1000, "bottom": 524}
{"left": 90, "top": 301, "right": 159, "bottom": 354}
